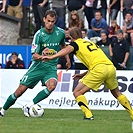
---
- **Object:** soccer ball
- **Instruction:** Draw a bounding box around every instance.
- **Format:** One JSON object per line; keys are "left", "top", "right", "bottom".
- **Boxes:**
{"left": 29, "top": 104, "right": 44, "bottom": 117}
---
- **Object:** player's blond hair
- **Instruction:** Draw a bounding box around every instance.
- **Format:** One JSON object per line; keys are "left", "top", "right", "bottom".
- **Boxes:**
{"left": 69, "top": 27, "right": 82, "bottom": 39}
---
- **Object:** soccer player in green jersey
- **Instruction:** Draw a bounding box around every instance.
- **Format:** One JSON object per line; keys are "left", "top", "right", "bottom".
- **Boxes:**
{"left": 43, "top": 27, "right": 133, "bottom": 120}
{"left": 0, "top": 10, "right": 71, "bottom": 117}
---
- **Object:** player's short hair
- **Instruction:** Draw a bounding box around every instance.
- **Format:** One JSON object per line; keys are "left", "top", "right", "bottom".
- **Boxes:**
{"left": 69, "top": 27, "right": 82, "bottom": 39}
{"left": 44, "top": 10, "right": 57, "bottom": 18}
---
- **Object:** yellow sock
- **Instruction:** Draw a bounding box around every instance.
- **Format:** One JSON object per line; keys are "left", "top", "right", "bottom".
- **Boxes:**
{"left": 76, "top": 95, "right": 93, "bottom": 118}
{"left": 117, "top": 94, "right": 133, "bottom": 120}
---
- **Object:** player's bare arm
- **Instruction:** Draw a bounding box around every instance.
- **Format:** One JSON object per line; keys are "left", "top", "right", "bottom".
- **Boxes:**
{"left": 43, "top": 45, "right": 74, "bottom": 60}
{"left": 32, "top": 53, "right": 45, "bottom": 61}
{"left": 32, "top": 48, "right": 50, "bottom": 61}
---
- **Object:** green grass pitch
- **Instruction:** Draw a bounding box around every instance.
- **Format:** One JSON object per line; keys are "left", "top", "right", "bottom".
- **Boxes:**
{"left": 0, "top": 108, "right": 133, "bottom": 133}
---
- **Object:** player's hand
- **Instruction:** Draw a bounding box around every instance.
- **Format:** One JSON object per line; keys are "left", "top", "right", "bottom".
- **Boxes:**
{"left": 41, "top": 56, "right": 54, "bottom": 62}
{"left": 66, "top": 61, "right": 71, "bottom": 71}
{"left": 42, "top": 48, "right": 49, "bottom": 56}
{"left": 72, "top": 74, "right": 83, "bottom": 81}
{"left": 38, "top": 55, "right": 45, "bottom": 60}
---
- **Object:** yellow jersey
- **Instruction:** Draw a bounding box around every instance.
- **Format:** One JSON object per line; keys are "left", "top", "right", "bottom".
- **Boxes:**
{"left": 70, "top": 38, "right": 113, "bottom": 70}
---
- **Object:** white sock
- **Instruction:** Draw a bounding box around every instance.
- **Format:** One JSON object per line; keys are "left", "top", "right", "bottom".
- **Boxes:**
{"left": 1, "top": 108, "right": 6, "bottom": 115}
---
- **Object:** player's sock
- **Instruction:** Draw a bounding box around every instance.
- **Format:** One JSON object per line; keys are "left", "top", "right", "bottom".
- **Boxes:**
{"left": 33, "top": 88, "right": 50, "bottom": 104}
{"left": 0, "top": 108, "right": 6, "bottom": 116}
{"left": 117, "top": 94, "right": 133, "bottom": 120}
{"left": 76, "top": 95, "right": 93, "bottom": 118}
{"left": 2, "top": 93, "right": 17, "bottom": 112}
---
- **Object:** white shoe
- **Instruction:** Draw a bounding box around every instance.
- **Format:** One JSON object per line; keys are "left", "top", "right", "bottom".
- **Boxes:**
{"left": 22, "top": 104, "right": 30, "bottom": 117}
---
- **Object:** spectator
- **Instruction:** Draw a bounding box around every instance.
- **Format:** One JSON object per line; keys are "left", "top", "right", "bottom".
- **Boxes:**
{"left": 84, "top": 0, "right": 94, "bottom": 29}
{"left": 122, "top": 11, "right": 133, "bottom": 46}
{"left": 120, "top": 0, "right": 133, "bottom": 19}
{"left": 81, "top": 28, "right": 88, "bottom": 40}
{"left": 87, "top": 10, "right": 108, "bottom": 39}
{"left": 108, "top": 0, "right": 121, "bottom": 20}
{"left": 97, "top": 31, "right": 111, "bottom": 46}
{"left": 0, "top": 0, "right": 23, "bottom": 34}
{"left": 69, "top": 10, "right": 84, "bottom": 29}
{"left": 52, "top": 0, "right": 66, "bottom": 28}
{"left": 32, "top": 0, "right": 50, "bottom": 33}
{"left": 65, "top": 28, "right": 71, "bottom": 44}
{"left": 67, "top": 0, "right": 86, "bottom": 21}
{"left": 93, "top": 0, "right": 107, "bottom": 20}
{"left": 55, "top": 15, "right": 65, "bottom": 29}
{"left": 5, "top": 52, "right": 25, "bottom": 69}
{"left": 108, "top": 20, "right": 120, "bottom": 41}
{"left": 109, "top": 29, "right": 130, "bottom": 70}
{"left": 0, "top": 0, "right": 23, "bottom": 18}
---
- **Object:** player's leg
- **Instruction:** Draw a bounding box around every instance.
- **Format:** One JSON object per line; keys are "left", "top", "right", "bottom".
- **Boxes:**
{"left": 23, "top": 78, "right": 57, "bottom": 117}
{"left": 33, "top": 78, "right": 57, "bottom": 104}
{"left": 73, "top": 82, "right": 94, "bottom": 120}
{"left": 105, "top": 65, "right": 133, "bottom": 120}
{"left": 111, "top": 87, "right": 133, "bottom": 120}
{"left": 24, "top": 66, "right": 57, "bottom": 111}
{"left": 0, "top": 84, "right": 28, "bottom": 117}
{"left": 73, "top": 65, "right": 107, "bottom": 120}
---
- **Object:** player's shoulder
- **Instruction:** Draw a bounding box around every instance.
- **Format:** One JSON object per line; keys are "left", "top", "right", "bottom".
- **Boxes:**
{"left": 34, "top": 28, "right": 42, "bottom": 37}
{"left": 54, "top": 26, "right": 65, "bottom": 34}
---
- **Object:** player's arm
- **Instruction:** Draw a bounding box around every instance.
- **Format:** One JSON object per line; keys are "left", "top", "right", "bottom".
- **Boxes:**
{"left": 60, "top": 45, "right": 71, "bottom": 70}
{"left": 32, "top": 53, "right": 45, "bottom": 61}
{"left": 43, "top": 45, "right": 74, "bottom": 60}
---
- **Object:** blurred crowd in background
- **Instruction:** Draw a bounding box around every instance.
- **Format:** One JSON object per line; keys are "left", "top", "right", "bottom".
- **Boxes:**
{"left": 0, "top": 0, "right": 133, "bottom": 70}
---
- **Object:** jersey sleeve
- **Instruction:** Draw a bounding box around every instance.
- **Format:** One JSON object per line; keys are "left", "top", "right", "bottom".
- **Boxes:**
{"left": 31, "top": 32, "right": 41, "bottom": 54}
{"left": 69, "top": 42, "right": 79, "bottom": 54}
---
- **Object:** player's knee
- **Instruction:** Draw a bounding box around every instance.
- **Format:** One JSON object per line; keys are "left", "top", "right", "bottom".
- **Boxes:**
{"left": 73, "top": 90, "right": 79, "bottom": 98}
{"left": 111, "top": 87, "right": 122, "bottom": 98}
{"left": 47, "top": 85, "right": 56, "bottom": 92}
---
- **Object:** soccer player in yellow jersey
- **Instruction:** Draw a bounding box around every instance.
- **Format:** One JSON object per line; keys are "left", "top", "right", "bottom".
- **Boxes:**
{"left": 43, "top": 27, "right": 133, "bottom": 120}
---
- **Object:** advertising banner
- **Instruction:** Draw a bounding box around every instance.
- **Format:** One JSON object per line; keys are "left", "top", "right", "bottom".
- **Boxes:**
{"left": 0, "top": 69, "right": 133, "bottom": 110}
{"left": 0, "top": 45, "right": 32, "bottom": 68}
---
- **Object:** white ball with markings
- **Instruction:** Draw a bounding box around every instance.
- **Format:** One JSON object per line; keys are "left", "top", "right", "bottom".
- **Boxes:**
{"left": 29, "top": 104, "right": 44, "bottom": 117}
